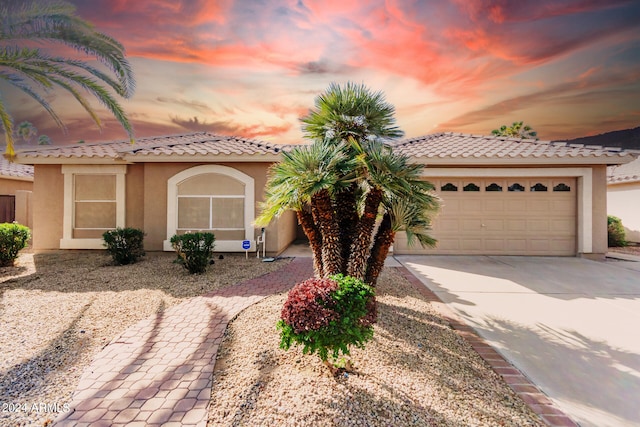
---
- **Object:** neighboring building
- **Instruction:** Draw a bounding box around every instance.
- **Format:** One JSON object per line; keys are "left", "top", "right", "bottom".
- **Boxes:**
{"left": 607, "top": 154, "right": 640, "bottom": 243}
{"left": 0, "top": 157, "right": 33, "bottom": 228}
{"left": 14, "top": 132, "right": 635, "bottom": 258}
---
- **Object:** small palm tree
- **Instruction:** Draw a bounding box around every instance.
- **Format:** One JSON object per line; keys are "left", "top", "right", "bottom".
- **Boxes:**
{"left": 491, "top": 121, "right": 538, "bottom": 139}
{"left": 37, "top": 134, "right": 52, "bottom": 145}
{"left": 257, "top": 82, "right": 440, "bottom": 286}
{"left": 0, "top": 0, "right": 135, "bottom": 157}
{"left": 17, "top": 121, "right": 37, "bottom": 144}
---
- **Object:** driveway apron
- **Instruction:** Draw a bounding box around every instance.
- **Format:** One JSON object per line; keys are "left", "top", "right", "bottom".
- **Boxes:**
{"left": 397, "top": 255, "right": 640, "bottom": 427}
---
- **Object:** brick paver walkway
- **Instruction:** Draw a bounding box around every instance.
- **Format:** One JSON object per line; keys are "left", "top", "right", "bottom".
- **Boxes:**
{"left": 56, "top": 256, "right": 576, "bottom": 426}
{"left": 55, "top": 258, "right": 314, "bottom": 427}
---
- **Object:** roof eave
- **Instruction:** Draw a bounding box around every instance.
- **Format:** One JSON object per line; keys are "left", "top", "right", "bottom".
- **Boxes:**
{"left": 0, "top": 174, "right": 34, "bottom": 182}
{"left": 118, "top": 153, "right": 283, "bottom": 163}
{"left": 406, "top": 154, "right": 636, "bottom": 166}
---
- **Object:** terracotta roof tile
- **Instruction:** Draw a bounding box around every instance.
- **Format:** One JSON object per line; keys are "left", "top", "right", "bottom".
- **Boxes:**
{"left": 0, "top": 157, "right": 34, "bottom": 180}
{"left": 391, "top": 132, "right": 631, "bottom": 162}
{"left": 16, "top": 132, "right": 285, "bottom": 161}
{"left": 608, "top": 154, "right": 640, "bottom": 184}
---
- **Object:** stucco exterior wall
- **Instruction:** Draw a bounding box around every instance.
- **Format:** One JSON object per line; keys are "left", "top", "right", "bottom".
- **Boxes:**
{"left": 589, "top": 165, "right": 608, "bottom": 256}
{"left": 140, "top": 162, "right": 291, "bottom": 252}
{"left": 608, "top": 181, "right": 640, "bottom": 243}
{"left": 0, "top": 177, "right": 33, "bottom": 194}
{"left": 126, "top": 164, "right": 145, "bottom": 231}
{"left": 32, "top": 165, "right": 64, "bottom": 250}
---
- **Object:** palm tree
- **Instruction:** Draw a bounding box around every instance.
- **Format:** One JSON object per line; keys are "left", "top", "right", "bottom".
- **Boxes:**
{"left": 37, "top": 134, "right": 51, "bottom": 145}
{"left": 17, "top": 121, "right": 37, "bottom": 144}
{"left": 257, "top": 82, "right": 440, "bottom": 285}
{"left": 491, "top": 121, "right": 538, "bottom": 139}
{"left": 0, "top": 0, "right": 135, "bottom": 157}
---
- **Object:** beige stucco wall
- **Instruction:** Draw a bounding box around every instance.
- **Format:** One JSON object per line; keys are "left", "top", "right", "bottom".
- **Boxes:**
{"left": 590, "top": 165, "right": 608, "bottom": 256}
{"left": 0, "top": 177, "right": 33, "bottom": 194}
{"left": 32, "top": 165, "right": 64, "bottom": 250}
{"left": 608, "top": 181, "right": 640, "bottom": 243}
{"left": 126, "top": 164, "right": 145, "bottom": 231}
{"left": 31, "top": 161, "right": 297, "bottom": 253}
{"left": 140, "top": 162, "right": 296, "bottom": 253}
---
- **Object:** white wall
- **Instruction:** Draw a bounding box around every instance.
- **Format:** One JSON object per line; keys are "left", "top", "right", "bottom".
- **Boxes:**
{"left": 607, "top": 183, "right": 640, "bottom": 243}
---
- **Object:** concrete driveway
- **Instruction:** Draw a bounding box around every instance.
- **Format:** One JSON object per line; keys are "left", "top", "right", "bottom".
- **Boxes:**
{"left": 396, "top": 255, "right": 640, "bottom": 427}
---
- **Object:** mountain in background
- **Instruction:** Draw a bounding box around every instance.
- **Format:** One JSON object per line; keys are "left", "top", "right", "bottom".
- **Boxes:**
{"left": 561, "top": 126, "right": 640, "bottom": 150}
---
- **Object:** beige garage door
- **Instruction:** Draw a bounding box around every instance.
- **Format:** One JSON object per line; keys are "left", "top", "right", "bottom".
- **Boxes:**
{"left": 396, "top": 177, "right": 577, "bottom": 256}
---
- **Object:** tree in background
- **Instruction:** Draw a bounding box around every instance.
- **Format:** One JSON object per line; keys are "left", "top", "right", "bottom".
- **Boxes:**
{"left": 256, "top": 83, "right": 439, "bottom": 286}
{"left": 0, "top": 0, "right": 135, "bottom": 157}
{"left": 492, "top": 121, "right": 538, "bottom": 139}
{"left": 16, "top": 121, "right": 37, "bottom": 143}
{"left": 38, "top": 134, "right": 51, "bottom": 145}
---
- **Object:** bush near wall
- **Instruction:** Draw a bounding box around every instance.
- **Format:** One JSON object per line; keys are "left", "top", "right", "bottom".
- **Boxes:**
{"left": 608, "top": 215, "right": 627, "bottom": 247}
{"left": 170, "top": 232, "right": 216, "bottom": 274}
{"left": 103, "top": 227, "right": 146, "bottom": 265}
{"left": 0, "top": 222, "right": 31, "bottom": 267}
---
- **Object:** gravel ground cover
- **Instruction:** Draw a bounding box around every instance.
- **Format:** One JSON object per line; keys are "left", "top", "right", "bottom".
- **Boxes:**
{"left": 0, "top": 250, "right": 288, "bottom": 427}
{"left": 208, "top": 268, "right": 545, "bottom": 427}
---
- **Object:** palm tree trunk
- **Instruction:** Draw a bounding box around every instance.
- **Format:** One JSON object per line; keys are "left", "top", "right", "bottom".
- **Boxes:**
{"left": 347, "top": 187, "right": 383, "bottom": 280}
{"left": 311, "top": 189, "right": 342, "bottom": 277}
{"left": 296, "top": 208, "right": 323, "bottom": 277}
{"left": 335, "top": 183, "right": 358, "bottom": 273}
{"left": 365, "top": 213, "right": 395, "bottom": 286}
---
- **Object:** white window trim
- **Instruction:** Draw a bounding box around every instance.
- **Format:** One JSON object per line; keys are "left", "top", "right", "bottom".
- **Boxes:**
{"left": 164, "top": 165, "right": 255, "bottom": 252}
{"left": 60, "top": 165, "right": 127, "bottom": 249}
{"left": 420, "top": 168, "right": 593, "bottom": 253}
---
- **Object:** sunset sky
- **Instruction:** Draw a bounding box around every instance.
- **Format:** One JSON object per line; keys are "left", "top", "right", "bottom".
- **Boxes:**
{"left": 4, "top": 0, "right": 640, "bottom": 146}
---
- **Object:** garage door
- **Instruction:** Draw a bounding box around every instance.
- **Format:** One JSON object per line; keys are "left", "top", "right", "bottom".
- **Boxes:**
{"left": 396, "top": 177, "right": 576, "bottom": 256}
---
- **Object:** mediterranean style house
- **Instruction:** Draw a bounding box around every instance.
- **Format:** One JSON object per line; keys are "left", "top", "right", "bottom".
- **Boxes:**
{"left": 13, "top": 131, "right": 637, "bottom": 259}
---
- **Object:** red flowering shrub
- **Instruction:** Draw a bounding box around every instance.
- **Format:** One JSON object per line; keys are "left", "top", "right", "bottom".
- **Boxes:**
{"left": 280, "top": 278, "right": 339, "bottom": 333}
{"left": 277, "top": 274, "right": 376, "bottom": 363}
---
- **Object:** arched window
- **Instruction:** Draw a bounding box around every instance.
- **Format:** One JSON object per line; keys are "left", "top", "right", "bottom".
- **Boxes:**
{"left": 441, "top": 183, "right": 458, "bottom": 191}
{"left": 463, "top": 183, "right": 480, "bottom": 192}
{"left": 164, "top": 165, "right": 254, "bottom": 251}
{"left": 530, "top": 183, "right": 548, "bottom": 192}
{"left": 485, "top": 183, "right": 503, "bottom": 192}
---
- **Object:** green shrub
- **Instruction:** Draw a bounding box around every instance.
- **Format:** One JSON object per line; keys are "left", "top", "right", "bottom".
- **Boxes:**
{"left": 102, "top": 227, "right": 146, "bottom": 265}
{"left": 608, "top": 215, "right": 627, "bottom": 247}
{"left": 0, "top": 222, "right": 31, "bottom": 267}
{"left": 277, "top": 274, "right": 376, "bottom": 365}
{"left": 170, "top": 232, "right": 216, "bottom": 274}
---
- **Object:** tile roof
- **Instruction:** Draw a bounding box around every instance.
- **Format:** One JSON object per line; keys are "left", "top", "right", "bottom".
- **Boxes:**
{"left": 16, "top": 132, "right": 286, "bottom": 162}
{"left": 608, "top": 154, "right": 640, "bottom": 184}
{"left": 391, "top": 132, "right": 634, "bottom": 164}
{"left": 14, "top": 131, "right": 635, "bottom": 167}
{"left": 0, "top": 157, "right": 34, "bottom": 180}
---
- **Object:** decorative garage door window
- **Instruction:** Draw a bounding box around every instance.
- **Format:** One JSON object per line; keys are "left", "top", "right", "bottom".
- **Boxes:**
{"left": 177, "top": 173, "right": 245, "bottom": 240}
{"left": 73, "top": 174, "right": 117, "bottom": 238}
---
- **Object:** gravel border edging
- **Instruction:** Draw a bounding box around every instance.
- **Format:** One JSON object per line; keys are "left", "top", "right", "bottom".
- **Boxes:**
{"left": 394, "top": 265, "right": 579, "bottom": 427}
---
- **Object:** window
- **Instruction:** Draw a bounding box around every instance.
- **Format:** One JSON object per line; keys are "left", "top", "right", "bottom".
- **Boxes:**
{"left": 553, "top": 183, "right": 571, "bottom": 192}
{"left": 440, "top": 183, "right": 458, "bottom": 191}
{"left": 508, "top": 183, "right": 525, "bottom": 192}
{"left": 463, "top": 183, "right": 480, "bottom": 192}
{"left": 74, "top": 174, "right": 117, "bottom": 237}
{"left": 485, "top": 183, "right": 503, "bottom": 192}
{"left": 530, "top": 183, "right": 548, "bottom": 192}
{"left": 61, "top": 165, "right": 126, "bottom": 249}
{"left": 165, "top": 165, "right": 255, "bottom": 251}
